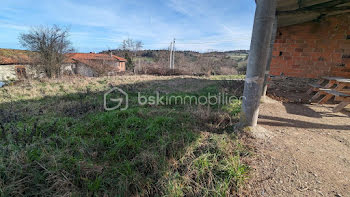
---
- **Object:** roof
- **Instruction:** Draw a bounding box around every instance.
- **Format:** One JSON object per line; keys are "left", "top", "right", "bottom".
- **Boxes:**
{"left": 66, "top": 53, "right": 127, "bottom": 63}
{"left": 0, "top": 50, "right": 127, "bottom": 65}
{"left": 0, "top": 48, "right": 37, "bottom": 65}
{"left": 277, "top": 0, "right": 350, "bottom": 27}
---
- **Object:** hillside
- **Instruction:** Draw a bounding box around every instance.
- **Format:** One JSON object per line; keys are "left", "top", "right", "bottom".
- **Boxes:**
{"left": 101, "top": 49, "right": 249, "bottom": 75}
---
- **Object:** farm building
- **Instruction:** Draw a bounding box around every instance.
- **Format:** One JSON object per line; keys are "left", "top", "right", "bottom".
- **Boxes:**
{"left": 0, "top": 49, "right": 126, "bottom": 81}
{"left": 66, "top": 53, "right": 127, "bottom": 77}
{"left": 0, "top": 49, "right": 38, "bottom": 81}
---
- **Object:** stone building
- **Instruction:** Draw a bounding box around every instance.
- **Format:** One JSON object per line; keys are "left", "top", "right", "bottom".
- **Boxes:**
{"left": 0, "top": 49, "right": 37, "bottom": 81}
{"left": 66, "top": 53, "right": 127, "bottom": 77}
{"left": 0, "top": 49, "right": 127, "bottom": 81}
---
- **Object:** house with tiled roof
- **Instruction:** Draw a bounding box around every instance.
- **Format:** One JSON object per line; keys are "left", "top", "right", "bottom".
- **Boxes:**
{"left": 0, "top": 49, "right": 127, "bottom": 81}
{"left": 65, "top": 53, "right": 126, "bottom": 77}
{"left": 0, "top": 49, "right": 38, "bottom": 81}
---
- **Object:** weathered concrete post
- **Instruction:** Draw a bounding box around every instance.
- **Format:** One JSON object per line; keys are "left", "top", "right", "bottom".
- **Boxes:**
{"left": 262, "top": 17, "right": 278, "bottom": 97}
{"left": 241, "top": 0, "right": 277, "bottom": 127}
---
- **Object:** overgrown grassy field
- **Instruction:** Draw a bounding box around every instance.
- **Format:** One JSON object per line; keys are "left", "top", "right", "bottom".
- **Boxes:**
{"left": 0, "top": 75, "right": 249, "bottom": 196}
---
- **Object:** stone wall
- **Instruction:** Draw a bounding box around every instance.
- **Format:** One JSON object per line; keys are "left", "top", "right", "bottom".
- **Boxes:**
{"left": 61, "top": 63, "right": 76, "bottom": 75}
{"left": 0, "top": 65, "right": 17, "bottom": 81}
{"left": 76, "top": 63, "right": 96, "bottom": 77}
{"left": 0, "top": 65, "right": 37, "bottom": 81}
{"left": 0, "top": 62, "right": 125, "bottom": 80}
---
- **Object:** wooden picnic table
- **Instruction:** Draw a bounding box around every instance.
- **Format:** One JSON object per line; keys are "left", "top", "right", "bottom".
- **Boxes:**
{"left": 308, "top": 77, "right": 350, "bottom": 112}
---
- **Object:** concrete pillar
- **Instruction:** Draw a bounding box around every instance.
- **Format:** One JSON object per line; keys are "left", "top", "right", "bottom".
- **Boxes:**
{"left": 241, "top": 0, "right": 277, "bottom": 127}
{"left": 262, "top": 17, "right": 278, "bottom": 97}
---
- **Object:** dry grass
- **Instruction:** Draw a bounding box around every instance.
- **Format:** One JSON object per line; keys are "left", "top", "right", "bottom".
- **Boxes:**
{"left": 0, "top": 75, "right": 249, "bottom": 196}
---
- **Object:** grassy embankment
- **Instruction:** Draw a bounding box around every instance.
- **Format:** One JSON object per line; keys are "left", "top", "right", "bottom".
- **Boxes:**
{"left": 0, "top": 75, "right": 249, "bottom": 196}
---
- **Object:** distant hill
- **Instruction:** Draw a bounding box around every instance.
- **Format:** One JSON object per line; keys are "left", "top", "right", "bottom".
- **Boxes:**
{"left": 101, "top": 49, "right": 248, "bottom": 75}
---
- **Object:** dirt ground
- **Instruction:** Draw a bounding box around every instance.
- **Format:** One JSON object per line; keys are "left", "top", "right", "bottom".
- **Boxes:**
{"left": 244, "top": 96, "right": 350, "bottom": 196}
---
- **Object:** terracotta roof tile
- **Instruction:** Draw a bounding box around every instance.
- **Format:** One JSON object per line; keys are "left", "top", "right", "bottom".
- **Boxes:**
{"left": 0, "top": 50, "right": 127, "bottom": 65}
{"left": 0, "top": 49, "right": 37, "bottom": 65}
{"left": 66, "top": 53, "right": 127, "bottom": 62}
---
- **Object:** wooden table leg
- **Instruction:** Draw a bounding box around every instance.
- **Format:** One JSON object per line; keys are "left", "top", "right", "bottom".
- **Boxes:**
{"left": 312, "top": 80, "right": 337, "bottom": 102}
{"left": 306, "top": 88, "right": 313, "bottom": 95}
{"left": 312, "top": 92, "right": 322, "bottom": 100}
{"left": 324, "top": 81, "right": 336, "bottom": 88}
{"left": 333, "top": 101, "right": 350, "bottom": 112}
{"left": 335, "top": 83, "right": 346, "bottom": 91}
{"left": 307, "top": 79, "right": 325, "bottom": 95}
{"left": 318, "top": 93, "right": 334, "bottom": 104}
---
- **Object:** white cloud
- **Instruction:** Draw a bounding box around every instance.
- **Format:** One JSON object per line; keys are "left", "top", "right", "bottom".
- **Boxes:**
{"left": 0, "top": 20, "right": 29, "bottom": 31}
{"left": 1, "top": 0, "right": 255, "bottom": 52}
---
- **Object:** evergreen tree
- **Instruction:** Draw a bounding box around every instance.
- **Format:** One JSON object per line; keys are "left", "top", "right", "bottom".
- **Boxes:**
{"left": 124, "top": 53, "right": 134, "bottom": 70}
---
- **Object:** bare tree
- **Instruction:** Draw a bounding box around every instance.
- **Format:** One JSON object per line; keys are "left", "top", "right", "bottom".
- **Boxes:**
{"left": 120, "top": 38, "right": 143, "bottom": 56}
{"left": 135, "top": 41, "right": 143, "bottom": 52}
{"left": 19, "top": 25, "right": 73, "bottom": 78}
{"left": 120, "top": 38, "right": 133, "bottom": 51}
{"left": 119, "top": 38, "right": 143, "bottom": 71}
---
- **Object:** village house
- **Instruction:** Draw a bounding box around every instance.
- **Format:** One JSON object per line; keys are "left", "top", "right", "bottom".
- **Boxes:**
{"left": 65, "top": 53, "right": 127, "bottom": 77}
{"left": 0, "top": 49, "right": 37, "bottom": 81}
{"left": 0, "top": 49, "right": 126, "bottom": 81}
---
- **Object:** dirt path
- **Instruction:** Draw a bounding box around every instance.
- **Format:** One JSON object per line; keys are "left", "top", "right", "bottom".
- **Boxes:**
{"left": 244, "top": 98, "right": 350, "bottom": 196}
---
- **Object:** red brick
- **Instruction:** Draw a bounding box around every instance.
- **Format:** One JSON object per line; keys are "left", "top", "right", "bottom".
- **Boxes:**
{"left": 301, "top": 52, "right": 312, "bottom": 57}
{"left": 303, "top": 48, "right": 313, "bottom": 53}
{"left": 284, "top": 56, "right": 292, "bottom": 60}
{"left": 275, "top": 39, "right": 286, "bottom": 43}
{"left": 313, "top": 48, "right": 323, "bottom": 52}
{"left": 272, "top": 51, "right": 280, "bottom": 56}
{"left": 270, "top": 13, "right": 350, "bottom": 78}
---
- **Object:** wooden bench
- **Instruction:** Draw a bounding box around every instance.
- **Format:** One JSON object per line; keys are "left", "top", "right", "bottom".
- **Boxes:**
{"left": 307, "top": 77, "right": 348, "bottom": 94}
{"left": 307, "top": 77, "right": 340, "bottom": 95}
{"left": 306, "top": 83, "right": 322, "bottom": 94}
{"left": 321, "top": 89, "right": 350, "bottom": 112}
{"left": 310, "top": 77, "right": 350, "bottom": 103}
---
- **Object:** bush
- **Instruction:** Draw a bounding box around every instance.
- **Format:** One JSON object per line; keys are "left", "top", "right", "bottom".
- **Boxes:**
{"left": 136, "top": 66, "right": 190, "bottom": 76}
{"left": 237, "top": 61, "right": 248, "bottom": 74}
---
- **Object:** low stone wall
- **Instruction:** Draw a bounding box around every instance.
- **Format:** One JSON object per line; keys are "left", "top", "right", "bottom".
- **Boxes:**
{"left": 0, "top": 64, "right": 40, "bottom": 81}
{"left": 0, "top": 64, "right": 78, "bottom": 81}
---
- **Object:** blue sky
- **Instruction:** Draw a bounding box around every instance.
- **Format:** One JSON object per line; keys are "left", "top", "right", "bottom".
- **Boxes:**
{"left": 0, "top": 0, "right": 256, "bottom": 52}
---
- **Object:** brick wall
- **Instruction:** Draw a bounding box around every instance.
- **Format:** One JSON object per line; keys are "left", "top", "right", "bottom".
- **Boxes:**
{"left": 270, "top": 13, "right": 350, "bottom": 78}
